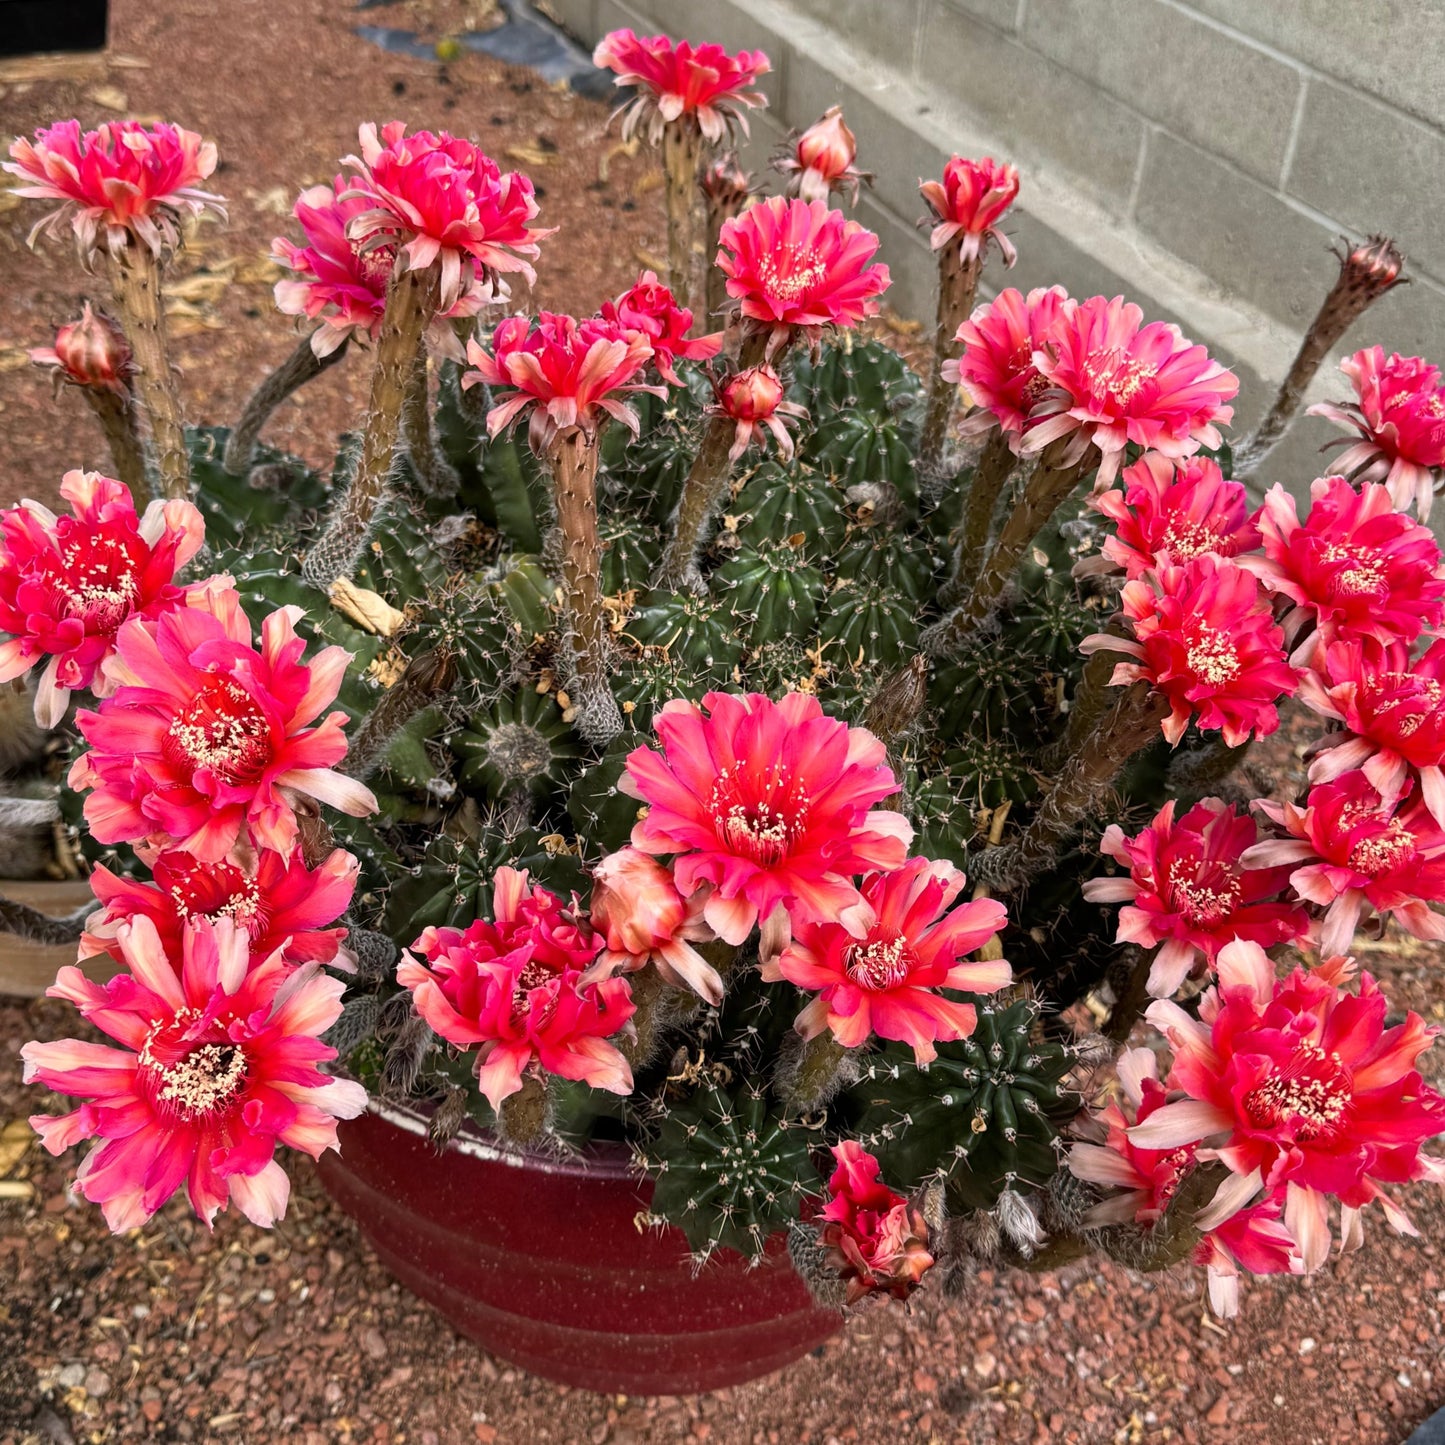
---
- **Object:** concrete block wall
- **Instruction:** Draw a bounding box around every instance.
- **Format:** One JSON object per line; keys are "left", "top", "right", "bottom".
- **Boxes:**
{"left": 544, "top": 0, "right": 1445, "bottom": 496}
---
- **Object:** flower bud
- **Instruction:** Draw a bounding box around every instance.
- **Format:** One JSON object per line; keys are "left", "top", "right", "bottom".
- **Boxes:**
{"left": 1338, "top": 233, "right": 1406, "bottom": 301}
{"left": 30, "top": 302, "right": 133, "bottom": 396}
{"left": 720, "top": 364, "right": 785, "bottom": 423}
{"left": 796, "top": 106, "right": 857, "bottom": 184}
{"left": 699, "top": 153, "right": 753, "bottom": 218}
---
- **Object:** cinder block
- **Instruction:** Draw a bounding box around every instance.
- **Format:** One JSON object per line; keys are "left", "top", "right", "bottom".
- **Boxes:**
{"left": 914, "top": 3, "right": 1147, "bottom": 210}
{"left": 785, "top": 0, "right": 923, "bottom": 78}
{"left": 1135, "top": 130, "right": 1336, "bottom": 329}
{"left": 1286, "top": 79, "right": 1445, "bottom": 286}
{"left": 1349, "top": 274, "right": 1445, "bottom": 371}
{"left": 1020, "top": 0, "right": 1302, "bottom": 186}
{"left": 545, "top": 0, "right": 598, "bottom": 40}
{"left": 855, "top": 192, "right": 937, "bottom": 328}
{"left": 940, "top": 0, "right": 1021, "bottom": 30}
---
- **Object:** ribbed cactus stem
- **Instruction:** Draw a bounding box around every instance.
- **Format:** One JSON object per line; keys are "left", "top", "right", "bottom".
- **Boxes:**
{"left": 82, "top": 388, "right": 149, "bottom": 497}
{"left": 401, "top": 346, "right": 460, "bottom": 497}
{"left": 303, "top": 264, "right": 440, "bottom": 587}
{"left": 662, "top": 122, "right": 705, "bottom": 318}
{"left": 656, "top": 331, "right": 772, "bottom": 590}
{"left": 918, "top": 245, "right": 983, "bottom": 484}
{"left": 224, "top": 331, "right": 347, "bottom": 475}
{"left": 923, "top": 450, "right": 1090, "bottom": 658}
{"left": 1085, "top": 1161, "right": 1228, "bottom": 1272}
{"left": 704, "top": 196, "right": 740, "bottom": 323}
{"left": 1103, "top": 945, "right": 1152, "bottom": 1043}
{"left": 782, "top": 1032, "right": 850, "bottom": 1115}
{"left": 552, "top": 431, "right": 622, "bottom": 743}
{"left": 109, "top": 246, "right": 189, "bottom": 500}
{"left": 497, "top": 1073, "right": 552, "bottom": 1148}
{"left": 619, "top": 966, "right": 669, "bottom": 1069}
{"left": 1165, "top": 735, "right": 1252, "bottom": 798}
{"left": 940, "top": 428, "right": 1019, "bottom": 607}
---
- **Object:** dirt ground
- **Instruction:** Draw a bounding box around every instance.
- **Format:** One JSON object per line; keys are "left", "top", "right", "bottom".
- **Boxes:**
{"left": 3, "top": 4, "right": 1445, "bottom": 1444}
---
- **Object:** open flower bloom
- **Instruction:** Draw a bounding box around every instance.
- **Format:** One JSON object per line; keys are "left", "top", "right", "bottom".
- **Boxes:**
{"left": 592, "top": 28, "right": 771, "bottom": 144}
{"left": 23, "top": 915, "right": 367, "bottom": 1233}
{"left": 582, "top": 847, "right": 724, "bottom": 1005}
{"left": 816, "top": 1140, "right": 934, "bottom": 1305}
{"left": 1068, "top": 1047, "right": 1298, "bottom": 1317}
{"left": 1084, "top": 799, "right": 1308, "bottom": 998}
{"left": 273, "top": 178, "right": 494, "bottom": 360}
{"left": 5, "top": 118, "right": 224, "bottom": 259}
{"left": 711, "top": 364, "right": 808, "bottom": 461}
{"left": 1090, "top": 555, "right": 1298, "bottom": 747}
{"left": 81, "top": 846, "right": 359, "bottom": 970}
{"left": 1248, "top": 771, "right": 1445, "bottom": 957}
{"left": 1299, "top": 638, "right": 1445, "bottom": 822}
{"left": 762, "top": 857, "right": 1010, "bottom": 1063}
{"left": 1023, "top": 294, "right": 1238, "bottom": 487}
{"left": 30, "top": 302, "right": 133, "bottom": 395}
{"left": 775, "top": 106, "right": 867, "bottom": 204}
{"left": 397, "top": 868, "right": 632, "bottom": 1112}
{"left": 1244, "top": 477, "right": 1445, "bottom": 659}
{"left": 1090, "top": 454, "right": 1260, "bottom": 580}
{"left": 1310, "top": 347, "right": 1445, "bottom": 518}
{"left": 716, "top": 197, "right": 890, "bottom": 356}
{"left": 598, "top": 271, "right": 722, "bottom": 385}
{"left": 622, "top": 691, "right": 912, "bottom": 948}
{"left": 1135, "top": 943, "right": 1445, "bottom": 1271}
{"left": 343, "top": 122, "right": 550, "bottom": 305}
{"left": 462, "top": 312, "right": 663, "bottom": 454}
{"left": 919, "top": 155, "right": 1019, "bottom": 266}
{"left": 945, "top": 285, "right": 1069, "bottom": 446}
{"left": 68, "top": 580, "right": 377, "bottom": 861}
{"left": 0, "top": 470, "right": 205, "bottom": 727}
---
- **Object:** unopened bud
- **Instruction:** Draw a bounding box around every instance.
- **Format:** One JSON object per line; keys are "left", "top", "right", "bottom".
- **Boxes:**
{"left": 863, "top": 654, "right": 930, "bottom": 745}
{"left": 699, "top": 153, "right": 753, "bottom": 219}
{"left": 30, "top": 302, "right": 133, "bottom": 396}
{"left": 1337, "top": 233, "right": 1407, "bottom": 302}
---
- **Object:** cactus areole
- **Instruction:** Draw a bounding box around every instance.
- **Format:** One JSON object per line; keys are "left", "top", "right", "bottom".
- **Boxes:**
{"left": 8, "top": 38, "right": 1445, "bottom": 1395}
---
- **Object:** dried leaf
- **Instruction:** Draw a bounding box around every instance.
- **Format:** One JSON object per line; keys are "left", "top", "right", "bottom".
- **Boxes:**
{"left": 0, "top": 1180, "right": 34, "bottom": 1201}
{"left": 86, "top": 85, "right": 128, "bottom": 111}
{"left": 0, "top": 1118, "right": 32, "bottom": 1176}
{"left": 597, "top": 138, "right": 639, "bottom": 185}
{"left": 506, "top": 144, "right": 552, "bottom": 168}
{"left": 250, "top": 185, "right": 294, "bottom": 217}
{"left": 633, "top": 248, "right": 667, "bottom": 273}
{"left": 0, "top": 347, "right": 31, "bottom": 373}
{"left": 329, "top": 577, "right": 407, "bottom": 637}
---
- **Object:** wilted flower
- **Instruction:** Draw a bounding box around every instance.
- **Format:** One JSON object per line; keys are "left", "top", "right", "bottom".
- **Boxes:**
{"left": 599, "top": 270, "right": 722, "bottom": 385}
{"left": 919, "top": 155, "right": 1019, "bottom": 266}
{"left": 30, "top": 302, "right": 133, "bottom": 395}
{"left": 711, "top": 364, "right": 807, "bottom": 461}
{"left": 775, "top": 106, "right": 867, "bottom": 204}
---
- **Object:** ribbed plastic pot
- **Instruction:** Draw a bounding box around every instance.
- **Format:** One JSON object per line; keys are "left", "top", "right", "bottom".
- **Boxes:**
{"left": 315, "top": 1101, "right": 843, "bottom": 1394}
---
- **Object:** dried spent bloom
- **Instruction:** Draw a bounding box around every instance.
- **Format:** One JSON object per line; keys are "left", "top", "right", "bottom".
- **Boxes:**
{"left": 24, "top": 916, "right": 367, "bottom": 1232}
{"left": 5, "top": 118, "right": 224, "bottom": 260}
{"left": 1311, "top": 347, "right": 1445, "bottom": 518}
{"left": 592, "top": 28, "right": 771, "bottom": 145}
{"left": 762, "top": 857, "right": 1010, "bottom": 1063}
{"left": 919, "top": 155, "right": 1019, "bottom": 266}
{"left": 273, "top": 178, "right": 494, "bottom": 360}
{"left": 1083, "top": 798, "right": 1309, "bottom": 998}
{"left": 0, "top": 470, "right": 205, "bottom": 727}
{"left": 699, "top": 153, "right": 753, "bottom": 215}
{"left": 716, "top": 196, "right": 890, "bottom": 356}
{"left": 1249, "top": 771, "right": 1445, "bottom": 956}
{"left": 30, "top": 302, "right": 133, "bottom": 396}
{"left": 775, "top": 106, "right": 868, "bottom": 205}
{"left": 1024, "top": 294, "right": 1239, "bottom": 487}
{"left": 69, "top": 580, "right": 377, "bottom": 861}
{"left": 397, "top": 868, "right": 633, "bottom": 1112}
{"left": 711, "top": 364, "right": 808, "bottom": 461}
{"left": 1090, "top": 454, "right": 1261, "bottom": 580}
{"left": 1092, "top": 555, "right": 1299, "bottom": 748}
{"left": 598, "top": 270, "right": 722, "bottom": 385}
{"left": 816, "top": 1140, "right": 934, "bottom": 1304}
{"left": 622, "top": 691, "right": 912, "bottom": 949}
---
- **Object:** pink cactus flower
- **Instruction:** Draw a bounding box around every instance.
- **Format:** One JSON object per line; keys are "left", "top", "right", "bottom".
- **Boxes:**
{"left": 461, "top": 312, "right": 664, "bottom": 454}
{"left": 343, "top": 122, "right": 551, "bottom": 306}
{"left": 0, "top": 470, "right": 205, "bottom": 727}
{"left": 621, "top": 691, "right": 912, "bottom": 949}
{"left": 1089, "top": 555, "right": 1298, "bottom": 747}
{"left": 1247, "top": 771, "right": 1445, "bottom": 957}
{"left": 944, "top": 285, "right": 1070, "bottom": 447}
{"left": 815, "top": 1140, "right": 934, "bottom": 1305}
{"left": 775, "top": 106, "right": 868, "bottom": 205}
{"left": 1135, "top": 943, "right": 1445, "bottom": 1272}
{"left": 272, "top": 178, "right": 494, "bottom": 361}
{"left": 762, "top": 857, "right": 1010, "bottom": 1063}
{"left": 68, "top": 580, "right": 377, "bottom": 862}
{"left": 1082, "top": 798, "right": 1309, "bottom": 999}
{"left": 1023, "top": 295, "right": 1238, "bottom": 487}
{"left": 592, "top": 29, "right": 771, "bottom": 145}
{"left": 582, "top": 847, "right": 724, "bottom": 1005}
{"left": 599, "top": 271, "right": 722, "bottom": 385}
{"left": 716, "top": 197, "right": 890, "bottom": 356}
{"left": 397, "top": 867, "right": 633, "bottom": 1113}
{"left": 1299, "top": 638, "right": 1445, "bottom": 822}
{"left": 5, "top": 119, "right": 224, "bottom": 259}
{"left": 918, "top": 155, "right": 1019, "bottom": 266}
{"left": 1310, "top": 347, "right": 1445, "bottom": 518}
{"left": 1245, "top": 477, "right": 1445, "bottom": 659}
{"left": 710, "top": 364, "right": 808, "bottom": 461}
{"left": 23, "top": 916, "right": 367, "bottom": 1233}
{"left": 1089, "top": 454, "right": 1260, "bottom": 579}
{"left": 81, "top": 847, "right": 359, "bottom": 971}
{"left": 30, "top": 302, "right": 133, "bottom": 396}
{"left": 1068, "top": 1047, "right": 1297, "bottom": 1317}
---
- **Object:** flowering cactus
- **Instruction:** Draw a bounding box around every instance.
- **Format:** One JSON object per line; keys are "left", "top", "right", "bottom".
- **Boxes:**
{"left": 8, "top": 62, "right": 1445, "bottom": 1330}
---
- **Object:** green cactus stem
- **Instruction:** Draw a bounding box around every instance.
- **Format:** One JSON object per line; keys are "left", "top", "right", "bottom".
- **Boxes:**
{"left": 343, "top": 648, "right": 458, "bottom": 782}
{"left": 1040, "top": 624, "right": 1130, "bottom": 772}
{"left": 401, "top": 346, "right": 460, "bottom": 497}
{"left": 497, "top": 1072, "right": 552, "bottom": 1148}
{"left": 778, "top": 1031, "right": 852, "bottom": 1116}
{"left": 109, "top": 246, "right": 188, "bottom": 500}
{"left": 82, "top": 386, "right": 149, "bottom": 498}
{"left": 939, "top": 428, "right": 1019, "bottom": 607}
{"left": 918, "top": 245, "right": 983, "bottom": 484}
{"left": 303, "top": 263, "right": 440, "bottom": 587}
{"left": 662, "top": 122, "right": 705, "bottom": 318}
{"left": 224, "top": 331, "right": 348, "bottom": 476}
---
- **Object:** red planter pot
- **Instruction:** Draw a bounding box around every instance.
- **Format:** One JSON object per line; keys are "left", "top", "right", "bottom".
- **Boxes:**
{"left": 316, "top": 1102, "right": 843, "bottom": 1395}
